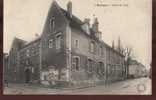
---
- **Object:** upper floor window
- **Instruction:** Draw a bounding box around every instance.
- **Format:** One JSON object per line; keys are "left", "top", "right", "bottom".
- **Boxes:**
{"left": 56, "top": 33, "right": 62, "bottom": 49}
{"left": 90, "top": 41, "right": 95, "bottom": 53}
{"left": 26, "top": 60, "right": 29, "bottom": 65}
{"left": 99, "top": 46, "right": 102, "bottom": 56}
{"left": 72, "top": 56, "right": 80, "bottom": 71}
{"left": 49, "top": 39, "right": 53, "bottom": 48}
{"left": 26, "top": 49, "right": 30, "bottom": 57}
{"left": 49, "top": 17, "right": 55, "bottom": 31}
{"left": 32, "top": 67, "right": 34, "bottom": 73}
{"left": 74, "top": 39, "right": 79, "bottom": 48}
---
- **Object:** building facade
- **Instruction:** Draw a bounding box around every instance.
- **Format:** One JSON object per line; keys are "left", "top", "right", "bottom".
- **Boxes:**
{"left": 7, "top": 1, "right": 126, "bottom": 86}
{"left": 128, "top": 60, "right": 146, "bottom": 78}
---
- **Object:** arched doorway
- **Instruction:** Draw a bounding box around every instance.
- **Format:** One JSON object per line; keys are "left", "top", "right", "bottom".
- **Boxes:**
{"left": 25, "top": 68, "right": 31, "bottom": 83}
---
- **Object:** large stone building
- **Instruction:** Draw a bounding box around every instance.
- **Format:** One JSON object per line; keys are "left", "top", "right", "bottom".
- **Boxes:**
{"left": 7, "top": 1, "right": 126, "bottom": 86}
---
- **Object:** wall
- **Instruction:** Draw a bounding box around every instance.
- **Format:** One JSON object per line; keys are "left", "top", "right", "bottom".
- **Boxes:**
{"left": 18, "top": 39, "right": 40, "bottom": 83}
{"left": 70, "top": 27, "right": 125, "bottom": 84}
{"left": 40, "top": 2, "right": 69, "bottom": 83}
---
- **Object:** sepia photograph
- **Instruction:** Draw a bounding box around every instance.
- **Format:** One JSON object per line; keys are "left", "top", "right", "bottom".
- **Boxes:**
{"left": 3, "top": 0, "right": 152, "bottom": 95}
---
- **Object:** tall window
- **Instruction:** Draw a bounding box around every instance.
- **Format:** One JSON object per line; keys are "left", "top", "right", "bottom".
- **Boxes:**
{"left": 97, "top": 62, "right": 104, "bottom": 74}
{"left": 56, "top": 34, "right": 61, "bottom": 49}
{"left": 99, "top": 46, "right": 102, "bottom": 56}
{"left": 26, "top": 60, "right": 29, "bottom": 65}
{"left": 32, "top": 67, "right": 34, "bottom": 73}
{"left": 49, "top": 39, "right": 53, "bottom": 48}
{"left": 88, "top": 59, "right": 93, "bottom": 72}
{"left": 90, "top": 42, "right": 95, "bottom": 53}
{"left": 72, "top": 57, "right": 80, "bottom": 71}
{"left": 50, "top": 17, "right": 55, "bottom": 31}
{"left": 26, "top": 49, "right": 30, "bottom": 57}
{"left": 74, "top": 39, "right": 79, "bottom": 48}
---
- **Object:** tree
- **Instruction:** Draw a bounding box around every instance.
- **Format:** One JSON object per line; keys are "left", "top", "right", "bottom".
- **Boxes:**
{"left": 121, "top": 46, "right": 133, "bottom": 78}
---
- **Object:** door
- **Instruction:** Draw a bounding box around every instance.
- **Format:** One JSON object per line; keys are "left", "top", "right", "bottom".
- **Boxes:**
{"left": 25, "top": 68, "right": 31, "bottom": 83}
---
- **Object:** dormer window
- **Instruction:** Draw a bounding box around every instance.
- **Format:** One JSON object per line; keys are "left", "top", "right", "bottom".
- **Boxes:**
{"left": 50, "top": 17, "right": 55, "bottom": 31}
{"left": 81, "top": 18, "right": 90, "bottom": 35}
{"left": 90, "top": 41, "right": 95, "bottom": 53}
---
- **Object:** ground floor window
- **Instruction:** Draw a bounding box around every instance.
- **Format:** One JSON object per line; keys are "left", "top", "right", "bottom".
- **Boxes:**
{"left": 72, "top": 56, "right": 80, "bottom": 71}
{"left": 88, "top": 59, "right": 93, "bottom": 73}
{"left": 107, "top": 64, "right": 111, "bottom": 76}
{"left": 97, "top": 62, "right": 104, "bottom": 75}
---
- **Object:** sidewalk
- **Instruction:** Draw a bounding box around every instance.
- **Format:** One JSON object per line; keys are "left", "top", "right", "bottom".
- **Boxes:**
{"left": 3, "top": 77, "right": 151, "bottom": 95}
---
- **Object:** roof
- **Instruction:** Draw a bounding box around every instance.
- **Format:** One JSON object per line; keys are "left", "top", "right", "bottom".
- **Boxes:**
{"left": 13, "top": 37, "right": 27, "bottom": 45}
{"left": 10, "top": 37, "right": 27, "bottom": 50}
{"left": 11, "top": 37, "right": 41, "bottom": 51}
{"left": 129, "top": 60, "right": 145, "bottom": 67}
{"left": 60, "top": 8, "right": 84, "bottom": 32}
{"left": 22, "top": 37, "right": 41, "bottom": 48}
{"left": 10, "top": 1, "right": 124, "bottom": 57}
{"left": 58, "top": 4, "right": 124, "bottom": 57}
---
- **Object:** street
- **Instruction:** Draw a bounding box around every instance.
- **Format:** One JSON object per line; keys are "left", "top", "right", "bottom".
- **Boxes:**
{"left": 3, "top": 77, "right": 151, "bottom": 95}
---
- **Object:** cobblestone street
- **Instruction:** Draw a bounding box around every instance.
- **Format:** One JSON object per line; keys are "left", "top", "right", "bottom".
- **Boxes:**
{"left": 3, "top": 77, "right": 151, "bottom": 95}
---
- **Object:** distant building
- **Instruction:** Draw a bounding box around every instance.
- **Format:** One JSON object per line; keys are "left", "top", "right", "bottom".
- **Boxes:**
{"left": 128, "top": 60, "right": 146, "bottom": 78}
{"left": 7, "top": 1, "right": 126, "bottom": 86}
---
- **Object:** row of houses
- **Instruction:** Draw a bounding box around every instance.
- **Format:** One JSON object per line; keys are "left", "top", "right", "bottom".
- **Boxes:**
{"left": 3, "top": 1, "right": 146, "bottom": 87}
{"left": 128, "top": 60, "right": 147, "bottom": 78}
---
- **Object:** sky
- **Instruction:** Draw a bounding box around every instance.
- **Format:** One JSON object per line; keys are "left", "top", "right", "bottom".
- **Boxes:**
{"left": 4, "top": 0, "right": 152, "bottom": 68}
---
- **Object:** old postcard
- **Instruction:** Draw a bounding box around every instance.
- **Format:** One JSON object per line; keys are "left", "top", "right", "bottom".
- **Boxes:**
{"left": 3, "top": 0, "right": 152, "bottom": 95}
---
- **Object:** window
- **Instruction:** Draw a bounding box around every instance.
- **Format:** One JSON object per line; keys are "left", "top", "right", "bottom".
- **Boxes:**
{"left": 90, "top": 42, "right": 95, "bottom": 53}
{"left": 26, "top": 60, "right": 29, "bottom": 65}
{"left": 97, "top": 62, "right": 104, "bottom": 74}
{"left": 44, "top": 75, "right": 47, "bottom": 81}
{"left": 45, "top": 39, "right": 47, "bottom": 48}
{"left": 99, "top": 46, "right": 102, "bottom": 56}
{"left": 26, "top": 49, "right": 30, "bottom": 57}
{"left": 56, "top": 34, "right": 62, "bottom": 49}
{"left": 32, "top": 67, "right": 34, "bottom": 73}
{"left": 74, "top": 39, "right": 79, "bottom": 47}
{"left": 72, "top": 57, "right": 80, "bottom": 71}
{"left": 49, "top": 17, "right": 55, "bottom": 31}
{"left": 88, "top": 59, "right": 93, "bottom": 72}
{"left": 49, "top": 39, "right": 53, "bottom": 48}
{"left": 107, "top": 64, "right": 111, "bottom": 75}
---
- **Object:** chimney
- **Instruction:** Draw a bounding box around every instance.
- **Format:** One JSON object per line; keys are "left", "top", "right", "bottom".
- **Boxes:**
{"left": 92, "top": 17, "right": 99, "bottom": 32}
{"left": 117, "top": 37, "right": 121, "bottom": 52}
{"left": 81, "top": 18, "right": 90, "bottom": 35}
{"left": 67, "top": 1, "right": 72, "bottom": 18}
{"left": 84, "top": 18, "right": 90, "bottom": 25}
{"left": 92, "top": 16, "right": 100, "bottom": 39}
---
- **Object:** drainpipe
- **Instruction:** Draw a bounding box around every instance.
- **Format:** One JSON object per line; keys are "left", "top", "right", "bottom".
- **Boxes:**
{"left": 39, "top": 37, "right": 42, "bottom": 84}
